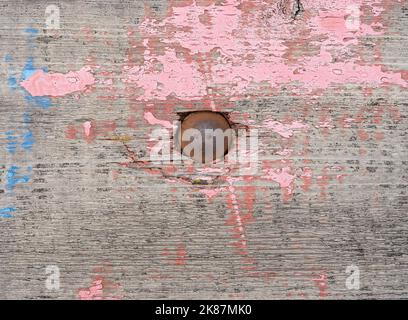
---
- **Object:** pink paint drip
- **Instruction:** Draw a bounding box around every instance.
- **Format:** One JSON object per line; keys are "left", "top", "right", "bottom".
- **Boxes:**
{"left": 312, "top": 273, "right": 329, "bottom": 298}
{"left": 175, "top": 244, "right": 188, "bottom": 266}
{"left": 224, "top": 177, "right": 257, "bottom": 271}
{"left": 20, "top": 67, "right": 95, "bottom": 97}
{"left": 226, "top": 177, "right": 247, "bottom": 251}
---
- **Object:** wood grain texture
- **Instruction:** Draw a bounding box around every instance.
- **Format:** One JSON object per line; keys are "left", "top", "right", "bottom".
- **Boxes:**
{"left": 0, "top": 0, "right": 407, "bottom": 299}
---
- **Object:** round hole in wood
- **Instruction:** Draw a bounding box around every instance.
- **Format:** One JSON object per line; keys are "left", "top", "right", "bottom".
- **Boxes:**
{"left": 179, "top": 111, "right": 233, "bottom": 164}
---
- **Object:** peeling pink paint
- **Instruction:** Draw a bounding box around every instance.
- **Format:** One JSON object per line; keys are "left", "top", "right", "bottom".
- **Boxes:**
{"left": 83, "top": 121, "right": 92, "bottom": 137}
{"left": 263, "top": 120, "right": 309, "bottom": 138}
{"left": 342, "top": 117, "right": 355, "bottom": 128}
{"left": 78, "top": 275, "right": 121, "bottom": 300}
{"left": 276, "top": 149, "right": 293, "bottom": 156}
{"left": 65, "top": 120, "right": 116, "bottom": 143}
{"left": 162, "top": 244, "right": 189, "bottom": 266}
{"left": 78, "top": 277, "right": 104, "bottom": 300}
{"left": 263, "top": 166, "right": 296, "bottom": 199}
{"left": 175, "top": 244, "right": 188, "bottom": 266}
{"left": 336, "top": 174, "right": 347, "bottom": 183}
{"left": 315, "top": 119, "right": 335, "bottom": 129}
{"left": 300, "top": 167, "right": 313, "bottom": 192}
{"left": 200, "top": 188, "right": 224, "bottom": 201}
{"left": 144, "top": 111, "right": 173, "bottom": 129}
{"left": 121, "top": 0, "right": 407, "bottom": 102}
{"left": 21, "top": 67, "right": 95, "bottom": 97}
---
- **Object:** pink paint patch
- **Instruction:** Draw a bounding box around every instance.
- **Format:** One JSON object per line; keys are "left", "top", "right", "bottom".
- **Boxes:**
{"left": 263, "top": 120, "right": 309, "bottom": 138}
{"left": 83, "top": 121, "right": 92, "bottom": 137}
{"left": 78, "top": 277, "right": 104, "bottom": 300}
{"left": 144, "top": 112, "right": 173, "bottom": 129}
{"left": 263, "top": 166, "right": 296, "bottom": 199}
{"left": 20, "top": 67, "right": 95, "bottom": 97}
{"left": 200, "top": 188, "right": 224, "bottom": 201}
{"left": 66, "top": 125, "right": 78, "bottom": 139}
{"left": 78, "top": 268, "right": 122, "bottom": 300}
{"left": 121, "top": 0, "right": 407, "bottom": 101}
{"left": 226, "top": 181, "right": 248, "bottom": 252}
{"left": 315, "top": 119, "right": 335, "bottom": 129}
{"left": 175, "top": 244, "right": 188, "bottom": 266}
{"left": 312, "top": 273, "right": 329, "bottom": 298}
{"left": 276, "top": 148, "right": 293, "bottom": 156}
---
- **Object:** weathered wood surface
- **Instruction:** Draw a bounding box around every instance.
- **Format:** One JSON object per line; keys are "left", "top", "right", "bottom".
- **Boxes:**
{"left": 0, "top": 0, "right": 407, "bottom": 299}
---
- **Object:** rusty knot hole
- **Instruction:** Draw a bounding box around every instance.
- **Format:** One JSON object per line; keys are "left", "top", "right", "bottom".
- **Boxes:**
{"left": 177, "top": 111, "right": 234, "bottom": 164}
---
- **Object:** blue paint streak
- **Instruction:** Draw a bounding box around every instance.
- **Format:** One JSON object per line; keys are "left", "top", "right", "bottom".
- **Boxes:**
{"left": 6, "top": 166, "right": 30, "bottom": 191}
{"left": 25, "top": 95, "right": 52, "bottom": 108}
{"left": 23, "top": 112, "right": 32, "bottom": 123}
{"left": 21, "top": 57, "right": 37, "bottom": 81}
{"left": 4, "top": 129, "right": 35, "bottom": 153}
{"left": 7, "top": 76, "right": 17, "bottom": 90}
{"left": 6, "top": 142, "right": 18, "bottom": 154}
{"left": 5, "top": 131, "right": 17, "bottom": 154}
{"left": 5, "top": 54, "right": 17, "bottom": 90}
{"left": 0, "top": 207, "right": 16, "bottom": 218}
{"left": 21, "top": 131, "right": 35, "bottom": 151}
{"left": 20, "top": 58, "right": 52, "bottom": 109}
{"left": 4, "top": 54, "right": 13, "bottom": 62}
{"left": 24, "top": 28, "right": 39, "bottom": 35}
{"left": 21, "top": 57, "right": 49, "bottom": 81}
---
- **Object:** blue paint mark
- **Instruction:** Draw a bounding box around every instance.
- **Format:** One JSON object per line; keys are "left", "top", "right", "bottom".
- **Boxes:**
{"left": 7, "top": 76, "right": 17, "bottom": 90}
{"left": 21, "top": 131, "right": 35, "bottom": 151}
{"left": 5, "top": 131, "right": 17, "bottom": 154}
{"left": 6, "top": 51, "right": 52, "bottom": 110}
{"left": 20, "top": 57, "right": 49, "bottom": 81}
{"left": 24, "top": 28, "right": 39, "bottom": 35}
{"left": 24, "top": 95, "right": 52, "bottom": 108}
{"left": 4, "top": 54, "right": 13, "bottom": 62}
{"left": 21, "top": 57, "right": 37, "bottom": 81}
{"left": 4, "top": 129, "right": 35, "bottom": 154}
{"left": 5, "top": 54, "right": 17, "bottom": 90}
{"left": 6, "top": 142, "right": 18, "bottom": 154}
{"left": 0, "top": 32, "right": 41, "bottom": 220}
{"left": 0, "top": 207, "right": 16, "bottom": 218}
{"left": 24, "top": 28, "right": 39, "bottom": 48}
{"left": 23, "top": 112, "right": 32, "bottom": 123}
{"left": 20, "top": 58, "right": 52, "bottom": 109}
{"left": 6, "top": 166, "right": 31, "bottom": 191}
